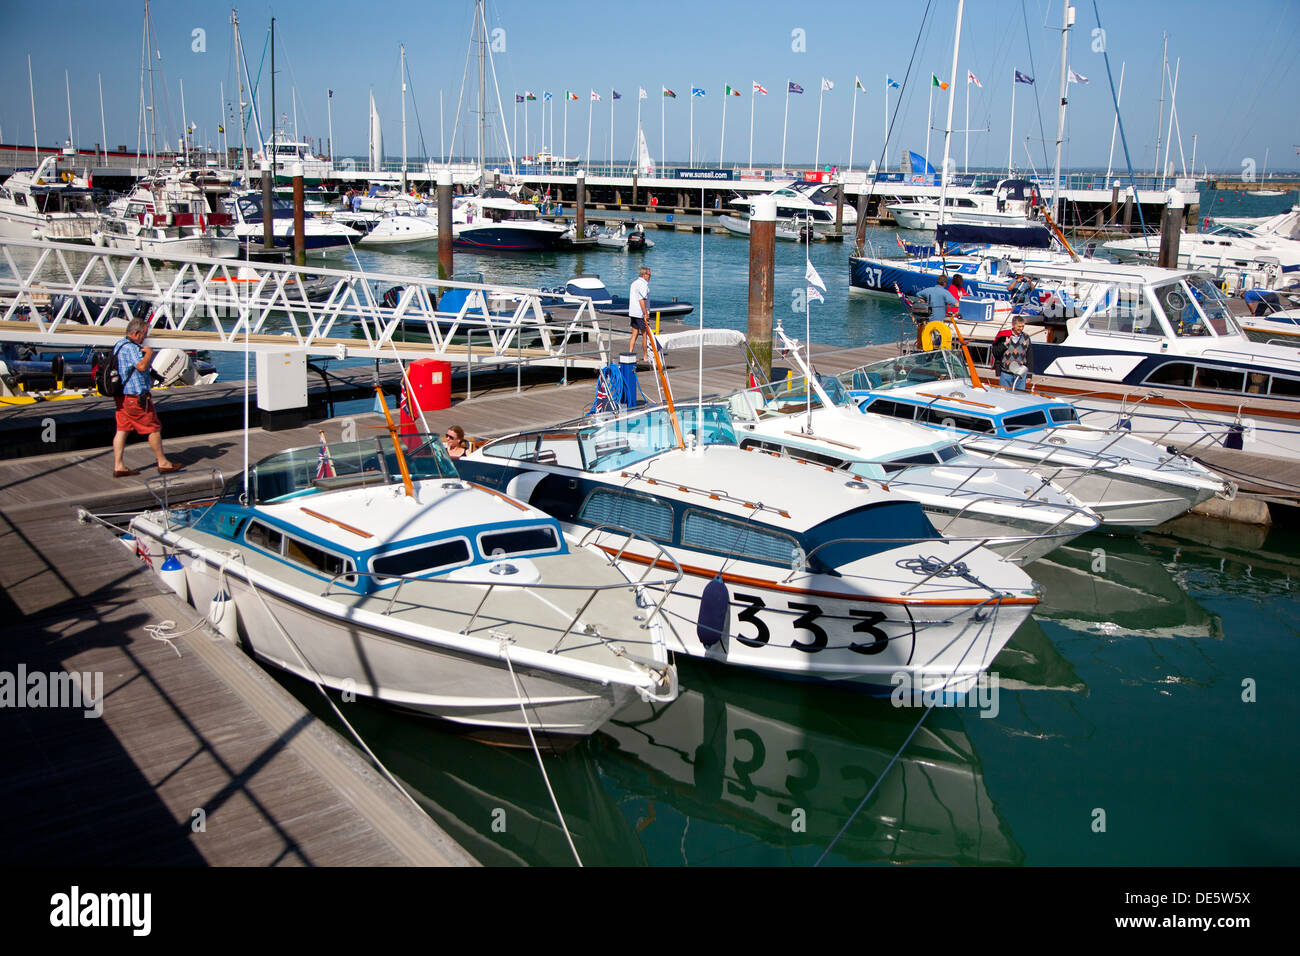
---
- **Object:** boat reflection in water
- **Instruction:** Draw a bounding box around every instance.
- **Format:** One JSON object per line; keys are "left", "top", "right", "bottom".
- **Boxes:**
{"left": 597, "top": 660, "right": 1024, "bottom": 866}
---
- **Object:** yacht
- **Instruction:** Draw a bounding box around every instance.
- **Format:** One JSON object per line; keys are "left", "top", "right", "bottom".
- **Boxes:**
{"left": 455, "top": 402, "right": 1040, "bottom": 695}
{"left": 356, "top": 199, "right": 440, "bottom": 250}
{"left": 728, "top": 183, "right": 857, "bottom": 232}
{"left": 452, "top": 189, "right": 567, "bottom": 251}
{"left": 885, "top": 179, "right": 1042, "bottom": 231}
{"left": 257, "top": 138, "right": 333, "bottom": 182}
{"left": 0, "top": 156, "right": 99, "bottom": 242}
{"left": 223, "top": 190, "right": 361, "bottom": 257}
{"left": 1104, "top": 223, "right": 1300, "bottom": 293}
{"left": 130, "top": 431, "right": 680, "bottom": 740}
{"left": 96, "top": 168, "right": 239, "bottom": 259}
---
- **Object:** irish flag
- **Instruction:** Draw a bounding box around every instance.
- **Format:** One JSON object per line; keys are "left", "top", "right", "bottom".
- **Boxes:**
{"left": 565, "top": 90, "right": 579, "bottom": 101}
{"left": 931, "top": 74, "right": 949, "bottom": 91}
{"left": 725, "top": 85, "right": 742, "bottom": 96}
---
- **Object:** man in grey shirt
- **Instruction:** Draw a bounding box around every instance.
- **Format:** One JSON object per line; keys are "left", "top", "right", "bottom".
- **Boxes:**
{"left": 908, "top": 277, "right": 959, "bottom": 348}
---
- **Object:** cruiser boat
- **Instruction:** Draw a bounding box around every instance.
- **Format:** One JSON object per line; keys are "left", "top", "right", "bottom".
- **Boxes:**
{"left": 839, "top": 348, "right": 1235, "bottom": 529}
{"left": 454, "top": 402, "right": 1040, "bottom": 694}
{"left": 0, "top": 156, "right": 99, "bottom": 242}
{"left": 1104, "top": 222, "right": 1300, "bottom": 293}
{"left": 223, "top": 190, "right": 361, "bottom": 256}
{"left": 129, "top": 431, "right": 680, "bottom": 740}
{"left": 728, "top": 183, "right": 857, "bottom": 233}
{"left": 1238, "top": 288, "right": 1300, "bottom": 343}
{"left": 452, "top": 189, "right": 567, "bottom": 251}
{"left": 718, "top": 213, "right": 823, "bottom": 242}
{"left": 96, "top": 169, "right": 239, "bottom": 259}
{"left": 542, "top": 275, "right": 694, "bottom": 319}
{"left": 722, "top": 331, "right": 1099, "bottom": 562}
{"left": 885, "top": 179, "right": 1041, "bottom": 231}
{"left": 356, "top": 199, "right": 440, "bottom": 250}
{"left": 257, "top": 137, "right": 333, "bottom": 183}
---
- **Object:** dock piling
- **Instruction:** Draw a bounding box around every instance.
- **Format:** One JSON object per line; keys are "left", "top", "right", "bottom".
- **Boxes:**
{"left": 1110, "top": 180, "right": 1120, "bottom": 225}
{"left": 1157, "top": 188, "right": 1184, "bottom": 268}
{"left": 260, "top": 161, "right": 274, "bottom": 252}
{"left": 747, "top": 196, "right": 776, "bottom": 381}
{"left": 437, "top": 168, "right": 453, "bottom": 280}
{"left": 291, "top": 162, "right": 305, "bottom": 267}
{"left": 576, "top": 169, "right": 586, "bottom": 239}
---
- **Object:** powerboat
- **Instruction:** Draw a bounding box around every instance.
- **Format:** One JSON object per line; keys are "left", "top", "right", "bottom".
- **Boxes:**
{"left": 452, "top": 189, "right": 567, "bottom": 251}
{"left": 0, "top": 156, "right": 99, "bottom": 242}
{"left": 223, "top": 190, "right": 361, "bottom": 257}
{"left": 129, "top": 430, "right": 680, "bottom": 740}
{"left": 544, "top": 275, "right": 694, "bottom": 319}
{"left": 728, "top": 183, "right": 856, "bottom": 233}
{"left": 718, "top": 214, "right": 823, "bottom": 242}
{"left": 96, "top": 169, "right": 239, "bottom": 259}
{"left": 1104, "top": 222, "right": 1300, "bottom": 293}
{"left": 455, "top": 402, "right": 1040, "bottom": 694}
{"left": 839, "top": 348, "right": 1235, "bottom": 529}
{"left": 1238, "top": 289, "right": 1300, "bottom": 343}
{"left": 885, "top": 179, "right": 1042, "bottom": 231}
{"left": 595, "top": 220, "right": 654, "bottom": 251}
{"left": 356, "top": 199, "right": 440, "bottom": 250}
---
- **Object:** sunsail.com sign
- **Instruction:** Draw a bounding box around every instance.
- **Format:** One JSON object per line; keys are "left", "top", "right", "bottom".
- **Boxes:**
{"left": 675, "top": 169, "right": 733, "bottom": 181}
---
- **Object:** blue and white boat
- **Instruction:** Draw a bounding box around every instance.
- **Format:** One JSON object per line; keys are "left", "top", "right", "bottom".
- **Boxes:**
{"left": 224, "top": 191, "right": 361, "bottom": 257}
{"left": 129, "top": 432, "right": 680, "bottom": 740}
{"left": 452, "top": 189, "right": 567, "bottom": 252}
{"left": 542, "top": 275, "right": 694, "bottom": 320}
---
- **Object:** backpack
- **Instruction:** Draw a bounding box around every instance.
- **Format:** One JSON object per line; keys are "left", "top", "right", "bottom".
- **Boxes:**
{"left": 94, "top": 339, "right": 128, "bottom": 398}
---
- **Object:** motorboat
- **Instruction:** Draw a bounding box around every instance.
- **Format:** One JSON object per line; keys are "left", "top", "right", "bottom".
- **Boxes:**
{"left": 1104, "top": 222, "right": 1300, "bottom": 293}
{"left": 256, "top": 137, "right": 332, "bottom": 182}
{"left": 542, "top": 275, "right": 694, "bottom": 319}
{"left": 728, "top": 183, "right": 856, "bottom": 233}
{"left": 452, "top": 189, "right": 567, "bottom": 251}
{"left": 0, "top": 337, "right": 217, "bottom": 402}
{"left": 96, "top": 168, "right": 240, "bottom": 259}
{"left": 223, "top": 190, "right": 361, "bottom": 257}
{"left": 722, "top": 332, "right": 1099, "bottom": 563}
{"left": 718, "top": 214, "right": 823, "bottom": 242}
{"left": 129, "top": 430, "right": 680, "bottom": 740}
{"left": 839, "top": 348, "right": 1235, "bottom": 529}
{"left": 356, "top": 199, "right": 440, "bottom": 250}
{"left": 595, "top": 220, "right": 654, "bottom": 251}
{"left": 0, "top": 156, "right": 99, "bottom": 242}
{"left": 455, "top": 402, "right": 1040, "bottom": 694}
{"left": 885, "top": 179, "right": 1042, "bottom": 231}
{"left": 1238, "top": 288, "right": 1300, "bottom": 343}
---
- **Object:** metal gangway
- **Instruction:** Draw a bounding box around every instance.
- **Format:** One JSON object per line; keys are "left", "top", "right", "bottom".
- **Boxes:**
{"left": 0, "top": 236, "right": 615, "bottom": 374}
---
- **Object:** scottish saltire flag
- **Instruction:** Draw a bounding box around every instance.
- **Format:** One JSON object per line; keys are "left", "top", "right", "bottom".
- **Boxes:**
{"left": 806, "top": 260, "right": 826, "bottom": 292}
{"left": 967, "top": 70, "right": 982, "bottom": 88}
{"left": 886, "top": 76, "right": 901, "bottom": 89}
{"left": 725, "top": 85, "right": 741, "bottom": 96}
{"left": 663, "top": 87, "right": 677, "bottom": 98}
{"left": 612, "top": 90, "right": 622, "bottom": 99}
{"left": 515, "top": 94, "right": 524, "bottom": 103}
{"left": 931, "top": 74, "right": 949, "bottom": 90}
{"left": 1014, "top": 71, "right": 1034, "bottom": 85}
{"left": 315, "top": 433, "right": 335, "bottom": 480}
{"left": 691, "top": 87, "right": 706, "bottom": 97}
{"left": 591, "top": 90, "right": 601, "bottom": 101}
{"left": 526, "top": 91, "right": 537, "bottom": 100}
{"left": 544, "top": 91, "right": 553, "bottom": 101}
{"left": 753, "top": 82, "right": 769, "bottom": 95}
{"left": 806, "top": 285, "right": 825, "bottom": 304}
{"left": 788, "top": 81, "right": 804, "bottom": 94}
{"left": 1068, "top": 68, "right": 1089, "bottom": 85}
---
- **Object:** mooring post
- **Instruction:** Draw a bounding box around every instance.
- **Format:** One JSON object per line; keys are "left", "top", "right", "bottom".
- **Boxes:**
{"left": 834, "top": 182, "right": 844, "bottom": 234}
{"left": 1123, "top": 187, "right": 1134, "bottom": 233}
{"left": 260, "top": 160, "right": 275, "bottom": 252}
{"left": 291, "top": 162, "right": 306, "bottom": 267}
{"left": 575, "top": 169, "right": 586, "bottom": 238}
{"left": 747, "top": 196, "right": 776, "bottom": 382}
{"left": 1157, "top": 188, "right": 1184, "bottom": 269}
{"left": 1110, "top": 179, "right": 1120, "bottom": 225}
{"left": 437, "top": 167, "right": 453, "bottom": 280}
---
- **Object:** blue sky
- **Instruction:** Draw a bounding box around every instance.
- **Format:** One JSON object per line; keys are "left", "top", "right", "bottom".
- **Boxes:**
{"left": 2, "top": 0, "right": 1297, "bottom": 175}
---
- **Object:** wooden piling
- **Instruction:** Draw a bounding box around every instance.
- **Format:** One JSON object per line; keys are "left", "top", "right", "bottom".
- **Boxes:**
{"left": 1157, "top": 189, "right": 1185, "bottom": 269}
{"left": 437, "top": 168, "right": 453, "bottom": 280}
{"left": 291, "top": 162, "right": 306, "bottom": 267}
{"left": 575, "top": 169, "right": 586, "bottom": 239}
{"left": 747, "top": 196, "right": 776, "bottom": 381}
{"left": 260, "top": 162, "right": 275, "bottom": 252}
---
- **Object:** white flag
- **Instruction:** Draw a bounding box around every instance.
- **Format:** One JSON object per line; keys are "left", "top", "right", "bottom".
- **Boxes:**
{"left": 1067, "top": 68, "right": 1089, "bottom": 85}
{"left": 806, "top": 285, "right": 825, "bottom": 304}
{"left": 821, "top": 77, "right": 834, "bottom": 93}
{"left": 805, "top": 260, "right": 826, "bottom": 292}
{"left": 639, "top": 87, "right": 647, "bottom": 99}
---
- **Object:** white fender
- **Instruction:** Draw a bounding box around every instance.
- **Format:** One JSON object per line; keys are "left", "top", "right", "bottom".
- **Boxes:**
{"left": 207, "top": 588, "right": 239, "bottom": 642}
{"left": 158, "top": 554, "right": 188, "bottom": 601}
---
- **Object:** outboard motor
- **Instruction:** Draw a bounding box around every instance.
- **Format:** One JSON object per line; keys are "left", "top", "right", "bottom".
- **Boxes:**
{"left": 150, "top": 349, "right": 190, "bottom": 388}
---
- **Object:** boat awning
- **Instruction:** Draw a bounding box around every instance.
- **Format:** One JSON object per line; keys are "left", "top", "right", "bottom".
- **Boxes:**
{"left": 936, "top": 222, "right": 1053, "bottom": 250}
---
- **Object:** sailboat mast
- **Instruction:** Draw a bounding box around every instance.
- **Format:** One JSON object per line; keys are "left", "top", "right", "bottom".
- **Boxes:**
{"left": 146, "top": 0, "right": 157, "bottom": 164}
{"left": 1152, "top": 34, "right": 1166, "bottom": 177}
{"left": 270, "top": 16, "right": 276, "bottom": 177}
{"left": 401, "top": 44, "right": 408, "bottom": 193}
{"left": 232, "top": 10, "right": 249, "bottom": 180}
{"left": 66, "top": 70, "right": 74, "bottom": 150}
{"left": 28, "top": 55, "right": 38, "bottom": 165}
{"left": 1050, "top": 0, "right": 1072, "bottom": 221}
{"left": 936, "top": 0, "right": 965, "bottom": 228}
{"left": 99, "top": 74, "right": 108, "bottom": 165}
{"left": 477, "top": 0, "right": 486, "bottom": 173}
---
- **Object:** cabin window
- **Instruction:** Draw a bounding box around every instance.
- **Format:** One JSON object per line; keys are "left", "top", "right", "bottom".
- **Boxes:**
{"left": 245, "top": 520, "right": 284, "bottom": 554}
{"left": 13, "top": 193, "right": 27, "bottom": 207}
{"left": 1269, "top": 376, "right": 1300, "bottom": 397}
{"left": 1003, "top": 410, "right": 1050, "bottom": 432}
{"left": 863, "top": 399, "right": 916, "bottom": 421}
{"left": 284, "top": 535, "right": 354, "bottom": 580}
{"left": 481, "top": 435, "right": 539, "bottom": 462}
{"left": 371, "top": 538, "right": 471, "bottom": 578}
{"left": 579, "top": 490, "right": 673, "bottom": 541}
{"left": 682, "top": 511, "right": 801, "bottom": 566}
{"left": 1049, "top": 406, "right": 1079, "bottom": 424}
{"left": 915, "top": 407, "right": 995, "bottom": 433}
{"left": 478, "top": 525, "right": 561, "bottom": 559}
{"left": 1144, "top": 363, "right": 1195, "bottom": 388}
{"left": 1193, "top": 366, "right": 1245, "bottom": 392}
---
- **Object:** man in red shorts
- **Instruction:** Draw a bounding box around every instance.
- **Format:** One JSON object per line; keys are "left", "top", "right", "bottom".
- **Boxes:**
{"left": 111, "top": 317, "right": 181, "bottom": 477}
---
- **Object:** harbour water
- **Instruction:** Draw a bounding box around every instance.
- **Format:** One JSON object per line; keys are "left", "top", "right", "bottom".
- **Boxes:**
{"left": 261, "top": 187, "right": 1300, "bottom": 866}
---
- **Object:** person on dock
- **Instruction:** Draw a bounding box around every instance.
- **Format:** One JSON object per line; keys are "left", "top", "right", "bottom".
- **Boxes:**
{"left": 628, "top": 266, "right": 651, "bottom": 362}
{"left": 443, "top": 424, "right": 469, "bottom": 459}
{"left": 1000, "top": 315, "right": 1032, "bottom": 391}
{"left": 111, "top": 317, "right": 180, "bottom": 478}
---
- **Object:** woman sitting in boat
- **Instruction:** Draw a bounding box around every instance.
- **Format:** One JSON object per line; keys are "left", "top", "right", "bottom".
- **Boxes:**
{"left": 945, "top": 274, "right": 967, "bottom": 316}
{"left": 444, "top": 424, "right": 469, "bottom": 458}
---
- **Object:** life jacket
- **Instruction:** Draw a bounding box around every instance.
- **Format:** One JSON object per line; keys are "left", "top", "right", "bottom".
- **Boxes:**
{"left": 990, "top": 328, "right": 1013, "bottom": 373}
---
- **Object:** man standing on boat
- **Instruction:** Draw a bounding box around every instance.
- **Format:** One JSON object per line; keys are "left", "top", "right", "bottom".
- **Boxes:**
{"left": 1000, "top": 315, "right": 1032, "bottom": 391}
{"left": 628, "top": 266, "right": 651, "bottom": 362}
{"left": 911, "top": 276, "right": 959, "bottom": 348}
{"left": 111, "top": 317, "right": 181, "bottom": 478}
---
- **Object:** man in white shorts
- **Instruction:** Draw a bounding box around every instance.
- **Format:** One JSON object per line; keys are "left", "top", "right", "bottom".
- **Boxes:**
{"left": 628, "top": 266, "right": 650, "bottom": 362}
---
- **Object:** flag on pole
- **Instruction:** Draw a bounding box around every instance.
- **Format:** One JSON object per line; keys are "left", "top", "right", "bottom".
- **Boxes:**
{"left": 805, "top": 260, "right": 826, "bottom": 292}
{"left": 526, "top": 91, "right": 537, "bottom": 100}
{"left": 753, "top": 82, "right": 769, "bottom": 95}
{"left": 691, "top": 87, "right": 706, "bottom": 97}
{"left": 821, "top": 77, "right": 834, "bottom": 92}
{"left": 663, "top": 87, "right": 677, "bottom": 98}
{"left": 886, "top": 76, "right": 901, "bottom": 89}
{"left": 1067, "top": 68, "right": 1089, "bottom": 85}
{"left": 591, "top": 90, "right": 601, "bottom": 101}
{"left": 639, "top": 88, "right": 647, "bottom": 99}
{"left": 854, "top": 76, "right": 866, "bottom": 92}
{"left": 328, "top": 89, "right": 334, "bottom": 98}
{"left": 806, "top": 286, "right": 825, "bottom": 304}
{"left": 788, "top": 81, "right": 804, "bottom": 94}
{"left": 218, "top": 124, "right": 225, "bottom": 134}
{"left": 315, "top": 432, "right": 336, "bottom": 480}
{"left": 515, "top": 94, "right": 524, "bottom": 103}
{"left": 967, "top": 70, "right": 982, "bottom": 88}
{"left": 612, "top": 90, "right": 622, "bottom": 100}
{"left": 565, "top": 90, "right": 579, "bottom": 101}
{"left": 544, "top": 91, "right": 553, "bottom": 101}
{"left": 1014, "top": 71, "right": 1035, "bottom": 85}
{"left": 725, "top": 85, "right": 741, "bottom": 96}
{"left": 931, "top": 74, "right": 949, "bottom": 91}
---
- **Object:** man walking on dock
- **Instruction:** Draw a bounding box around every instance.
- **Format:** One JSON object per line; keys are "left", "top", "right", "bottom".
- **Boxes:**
{"left": 628, "top": 266, "right": 651, "bottom": 362}
{"left": 111, "top": 317, "right": 180, "bottom": 478}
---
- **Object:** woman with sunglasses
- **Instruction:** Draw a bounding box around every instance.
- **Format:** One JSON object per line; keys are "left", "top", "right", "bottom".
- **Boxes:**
{"left": 444, "top": 424, "right": 468, "bottom": 458}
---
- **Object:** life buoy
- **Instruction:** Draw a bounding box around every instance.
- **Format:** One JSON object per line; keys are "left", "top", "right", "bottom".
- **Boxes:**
{"left": 143, "top": 212, "right": 155, "bottom": 229}
{"left": 920, "top": 320, "right": 952, "bottom": 351}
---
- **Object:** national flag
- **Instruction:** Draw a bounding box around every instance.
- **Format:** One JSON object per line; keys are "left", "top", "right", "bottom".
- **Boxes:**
{"left": 218, "top": 124, "right": 225, "bottom": 134}
{"left": 591, "top": 90, "right": 601, "bottom": 101}
{"left": 315, "top": 432, "right": 336, "bottom": 480}
{"left": 328, "top": 89, "right": 334, "bottom": 98}
{"left": 806, "top": 285, "right": 825, "bottom": 304}
{"left": 788, "top": 81, "right": 804, "bottom": 94}
{"left": 725, "top": 85, "right": 741, "bottom": 97}
{"left": 967, "top": 70, "right": 982, "bottom": 88}
{"left": 1068, "top": 68, "right": 1089, "bottom": 85}
{"left": 1015, "top": 70, "right": 1034, "bottom": 85}
{"left": 896, "top": 235, "right": 905, "bottom": 248}
{"left": 612, "top": 90, "right": 622, "bottom": 100}
{"left": 854, "top": 76, "right": 866, "bottom": 92}
{"left": 691, "top": 87, "right": 706, "bottom": 97}
{"left": 886, "top": 75, "right": 901, "bottom": 89}
{"left": 639, "top": 88, "right": 647, "bottom": 99}
{"left": 821, "top": 77, "right": 834, "bottom": 92}
{"left": 544, "top": 91, "right": 553, "bottom": 101}
{"left": 515, "top": 94, "right": 524, "bottom": 103}
{"left": 565, "top": 90, "right": 579, "bottom": 101}
{"left": 805, "top": 260, "right": 826, "bottom": 292}
{"left": 663, "top": 87, "right": 677, "bottom": 98}
{"left": 753, "top": 82, "right": 769, "bottom": 95}
{"left": 526, "top": 91, "right": 537, "bottom": 100}
{"left": 931, "top": 74, "right": 949, "bottom": 91}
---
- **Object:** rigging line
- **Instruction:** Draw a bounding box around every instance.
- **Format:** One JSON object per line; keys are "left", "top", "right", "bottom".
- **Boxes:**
{"left": 1089, "top": 0, "right": 1149, "bottom": 247}
{"left": 405, "top": 57, "right": 430, "bottom": 165}
{"left": 854, "top": 0, "right": 935, "bottom": 253}
{"left": 1020, "top": 0, "right": 1053, "bottom": 177}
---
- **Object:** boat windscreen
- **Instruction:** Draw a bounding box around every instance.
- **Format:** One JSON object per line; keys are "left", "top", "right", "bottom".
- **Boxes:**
{"left": 803, "top": 501, "right": 940, "bottom": 571}
{"left": 838, "top": 350, "right": 968, "bottom": 392}
{"left": 578, "top": 405, "right": 737, "bottom": 471}
{"left": 231, "top": 435, "right": 458, "bottom": 502}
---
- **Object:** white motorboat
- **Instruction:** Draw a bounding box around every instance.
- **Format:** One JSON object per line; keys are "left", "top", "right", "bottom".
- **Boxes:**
{"left": 885, "top": 179, "right": 1042, "bottom": 231}
{"left": 223, "top": 190, "right": 361, "bottom": 257}
{"left": 1104, "top": 222, "right": 1300, "bottom": 293}
{"left": 130, "top": 431, "right": 680, "bottom": 740}
{"left": 594, "top": 220, "right": 654, "bottom": 251}
{"left": 719, "top": 214, "right": 822, "bottom": 242}
{"left": 0, "top": 156, "right": 99, "bottom": 242}
{"left": 456, "top": 403, "right": 1040, "bottom": 695}
{"left": 840, "top": 348, "right": 1235, "bottom": 529}
{"left": 96, "top": 168, "right": 240, "bottom": 259}
{"left": 1238, "top": 289, "right": 1300, "bottom": 344}
{"left": 356, "top": 199, "right": 440, "bottom": 249}
{"left": 452, "top": 189, "right": 567, "bottom": 251}
{"left": 256, "top": 137, "right": 332, "bottom": 182}
{"left": 728, "top": 183, "right": 856, "bottom": 233}
{"left": 723, "top": 333, "right": 1099, "bottom": 562}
